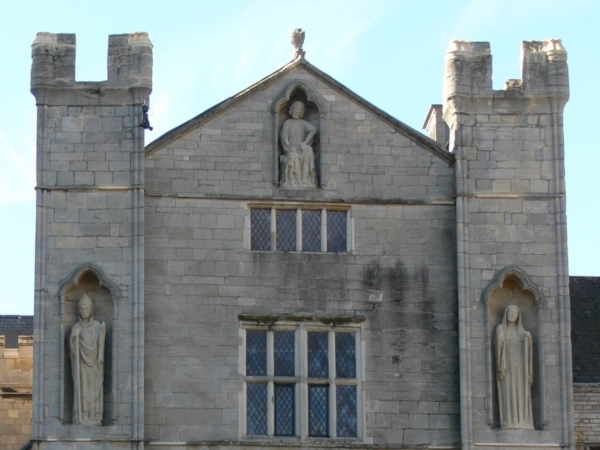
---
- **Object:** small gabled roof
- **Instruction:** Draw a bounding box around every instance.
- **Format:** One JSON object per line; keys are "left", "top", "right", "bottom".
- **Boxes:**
{"left": 146, "top": 58, "right": 454, "bottom": 164}
{"left": 0, "top": 315, "right": 33, "bottom": 348}
{"left": 571, "top": 276, "right": 600, "bottom": 383}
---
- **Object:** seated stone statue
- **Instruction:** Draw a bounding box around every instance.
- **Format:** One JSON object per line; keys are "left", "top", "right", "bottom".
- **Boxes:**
{"left": 280, "top": 101, "right": 317, "bottom": 188}
{"left": 70, "top": 294, "right": 106, "bottom": 425}
{"left": 494, "top": 304, "right": 534, "bottom": 429}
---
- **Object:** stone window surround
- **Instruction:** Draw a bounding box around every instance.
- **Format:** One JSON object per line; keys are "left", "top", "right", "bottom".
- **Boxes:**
{"left": 238, "top": 319, "right": 366, "bottom": 442}
{"left": 244, "top": 202, "right": 354, "bottom": 253}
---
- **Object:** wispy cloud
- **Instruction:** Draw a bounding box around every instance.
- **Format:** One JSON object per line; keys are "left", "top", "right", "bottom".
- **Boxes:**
{"left": 0, "top": 132, "right": 36, "bottom": 205}
{"left": 144, "top": 0, "right": 393, "bottom": 145}
{"left": 452, "top": 0, "right": 592, "bottom": 36}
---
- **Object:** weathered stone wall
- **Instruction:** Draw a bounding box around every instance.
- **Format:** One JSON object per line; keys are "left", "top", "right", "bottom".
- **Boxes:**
{"left": 144, "top": 64, "right": 459, "bottom": 447}
{"left": 574, "top": 384, "right": 600, "bottom": 450}
{"left": 0, "top": 336, "right": 33, "bottom": 450}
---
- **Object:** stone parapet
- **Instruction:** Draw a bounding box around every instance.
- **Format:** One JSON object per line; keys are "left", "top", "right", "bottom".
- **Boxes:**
{"left": 31, "top": 32, "right": 152, "bottom": 105}
{"left": 443, "top": 40, "right": 569, "bottom": 122}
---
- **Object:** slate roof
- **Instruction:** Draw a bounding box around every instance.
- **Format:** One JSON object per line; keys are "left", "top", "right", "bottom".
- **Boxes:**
{"left": 145, "top": 58, "right": 453, "bottom": 164}
{"left": 0, "top": 315, "right": 34, "bottom": 348}
{"left": 570, "top": 276, "right": 600, "bottom": 383}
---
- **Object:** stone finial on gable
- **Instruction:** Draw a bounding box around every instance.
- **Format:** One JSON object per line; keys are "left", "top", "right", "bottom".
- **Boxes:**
{"left": 291, "top": 28, "right": 306, "bottom": 60}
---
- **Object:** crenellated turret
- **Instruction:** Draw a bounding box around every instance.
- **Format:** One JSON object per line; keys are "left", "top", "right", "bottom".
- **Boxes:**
{"left": 444, "top": 40, "right": 574, "bottom": 450}
{"left": 30, "top": 33, "right": 150, "bottom": 445}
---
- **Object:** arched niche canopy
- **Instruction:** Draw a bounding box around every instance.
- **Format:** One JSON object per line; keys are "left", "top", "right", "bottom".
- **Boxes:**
{"left": 58, "top": 263, "right": 120, "bottom": 426}
{"left": 272, "top": 82, "right": 328, "bottom": 188}
{"left": 482, "top": 266, "right": 546, "bottom": 430}
{"left": 482, "top": 266, "right": 544, "bottom": 308}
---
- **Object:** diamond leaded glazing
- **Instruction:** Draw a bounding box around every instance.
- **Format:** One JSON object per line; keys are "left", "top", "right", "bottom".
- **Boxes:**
{"left": 274, "top": 331, "right": 295, "bottom": 377}
{"left": 327, "top": 210, "right": 347, "bottom": 253}
{"left": 302, "top": 210, "right": 321, "bottom": 252}
{"left": 308, "top": 332, "right": 329, "bottom": 378}
{"left": 275, "top": 384, "right": 295, "bottom": 435}
{"left": 245, "top": 327, "right": 360, "bottom": 439}
{"left": 309, "top": 385, "right": 329, "bottom": 437}
{"left": 277, "top": 210, "right": 296, "bottom": 251}
{"left": 247, "top": 383, "right": 268, "bottom": 435}
{"left": 336, "top": 385, "right": 357, "bottom": 437}
{"left": 246, "top": 330, "right": 267, "bottom": 376}
{"left": 336, "top": 332, "right": 356, "bottom": 378}
{"left": 251, "top": 209, "right": 271, "bottom": 251}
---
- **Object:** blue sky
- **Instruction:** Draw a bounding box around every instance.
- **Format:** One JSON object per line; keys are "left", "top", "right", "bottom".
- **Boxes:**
{"left": 1, "top": 0, "right": 598, "bottom": 315}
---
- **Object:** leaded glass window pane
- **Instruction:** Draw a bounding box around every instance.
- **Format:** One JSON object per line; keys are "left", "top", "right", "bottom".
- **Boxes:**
{"left": 309, "top": 385, "right": 329, "bottom": 437}
{"left": 308, "top": 332, "right": 329, "bottom": 378}
{"left": 276, "top": 210, "right": 296, "bottom": 251}
{"left": 251, "top": 209, "right": 271, "bottom": 251}
{"left": 302, "top": 210, "right": 321, "bottom": 252}
{"left": 274, "top": 384, "right": 295, "bottom": 436}
{"left": 336, "top": 385, "right": 357, "bottom": 437}
{"left": 246, "top": 330, "right": 267, "bottom": 376}
{"left": 247, "top": 383, "right": 268, "bottom": 435}
{"left": 274, "top": 331, "right": 295, "bottom": 377}
{"left": 327, "top": 210, "right": 347, "bottom": 253}
{"left": 335, "top": 332, "right": 356, "bottom": 378}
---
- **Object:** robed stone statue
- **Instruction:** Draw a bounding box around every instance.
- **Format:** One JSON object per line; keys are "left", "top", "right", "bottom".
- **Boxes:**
{"left": 70, "top": 294, "right": 106, "bottom": 425}
{"left": 494, "top": 304, "right": 534, "bottom": 429}
{"left": 280, "top": 101, "right": 317, "bottom": 189}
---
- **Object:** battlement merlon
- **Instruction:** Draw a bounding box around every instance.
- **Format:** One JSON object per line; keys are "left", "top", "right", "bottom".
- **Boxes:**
{"left": 443, "top": 39, "right": 569, "bottom": 118}
{"left": 31, "top": 32, "right": 153, "bottom": 105}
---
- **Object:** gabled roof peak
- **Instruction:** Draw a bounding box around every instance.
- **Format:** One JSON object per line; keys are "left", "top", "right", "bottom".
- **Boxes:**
{"left": 145, "top": 58, "right": 452, "bottom": 164}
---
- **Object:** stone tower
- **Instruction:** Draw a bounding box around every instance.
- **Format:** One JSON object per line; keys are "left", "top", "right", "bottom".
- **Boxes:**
{"left": 443, "top": 40, "right": 573, "bottom": 450}
{"left": 30, "top": 32, "right": 152, "bottom": 449}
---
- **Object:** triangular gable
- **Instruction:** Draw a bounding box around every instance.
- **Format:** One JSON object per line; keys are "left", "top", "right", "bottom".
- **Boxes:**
{"left": 145, "top": 59, "right": 454, "bottom": 164}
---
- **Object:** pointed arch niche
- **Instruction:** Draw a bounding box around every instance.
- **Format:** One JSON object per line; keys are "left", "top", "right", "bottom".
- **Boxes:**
{"left": 272, "top": 82, "right": 328, "bottom": 188}
{"left": 482, "top": 266, "right": 546, "bottom": 430}
{"left": 58, "top": 264, "right": 120, "bottom": 425}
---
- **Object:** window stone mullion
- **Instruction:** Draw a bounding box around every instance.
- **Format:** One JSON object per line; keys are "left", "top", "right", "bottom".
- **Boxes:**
{"left": 321, "top": 209, "right": 327, "bottom": 252}
{"left": 296, "top": 208, "right": 302, "bottom": 252}
{"left": 270, "top": 207, "right": 276, "bottom": 251}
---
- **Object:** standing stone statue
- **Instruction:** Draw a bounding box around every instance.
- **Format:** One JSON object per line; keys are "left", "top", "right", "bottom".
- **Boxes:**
{"left": 494, "top": 304, "right": 534, "bottom": 429}
{"left": 280, "top": 101, "right": 317, "bottom": 189}
{"left": 70, "top": 294, "right": 106, "bottom": 425}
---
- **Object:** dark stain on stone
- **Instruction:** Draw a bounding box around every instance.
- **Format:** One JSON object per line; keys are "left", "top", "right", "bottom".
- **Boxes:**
{"left": 362, "top": 261, "right": 381, "bottom": 290}
{"left": 443, "top": 227, "right": 456, "bottom": 245}
{"left": 387, "top": 259, "right": 407, "bottom": 303}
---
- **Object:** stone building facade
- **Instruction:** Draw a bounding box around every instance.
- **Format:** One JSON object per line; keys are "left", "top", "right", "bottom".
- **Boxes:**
{"left": 0, "top": 316, "right": 34, "bottom": 450}
{"left": 27, "top": 31, "right": 593, "bottom": 450}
